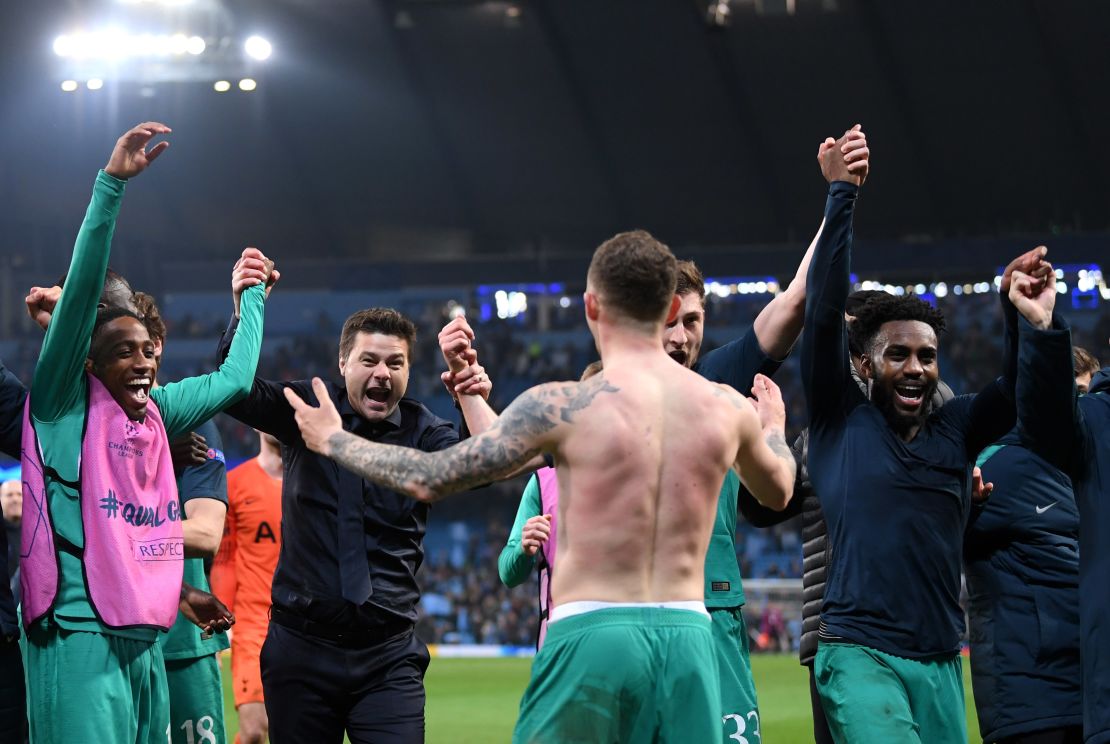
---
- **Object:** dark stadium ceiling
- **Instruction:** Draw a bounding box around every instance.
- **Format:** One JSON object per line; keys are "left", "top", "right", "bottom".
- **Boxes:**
{"left": 1, "top": 0, "right": 1108, "bottom": 268}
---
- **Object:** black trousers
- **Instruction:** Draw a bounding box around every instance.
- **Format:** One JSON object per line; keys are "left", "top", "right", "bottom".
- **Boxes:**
{"left": 997, "top": 727, "right": 1084, "bottom": 744}
{"left": 0, "top": 638, "right": 27, "bottom": 744}
{"left": 807, "top": 661, "right": 835, "bottom": 744}
{"left": 261, "top": 621, "right": 430, "bottom": 744}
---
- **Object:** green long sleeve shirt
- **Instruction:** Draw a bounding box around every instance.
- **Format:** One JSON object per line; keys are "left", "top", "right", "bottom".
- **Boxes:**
{"left": 498, "top": 474, "right": 541, "bottom": 587}
{"left": 30, "top": 170, "right": 267, "bottom": 640}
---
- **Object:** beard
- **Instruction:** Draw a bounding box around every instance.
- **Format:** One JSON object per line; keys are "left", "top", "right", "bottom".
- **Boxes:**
{"left": 869, "top": 372, "right": 938, "bottom": 436}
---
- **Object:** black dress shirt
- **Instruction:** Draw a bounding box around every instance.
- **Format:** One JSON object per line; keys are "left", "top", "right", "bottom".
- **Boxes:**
{"left": 222, "top": 365, "right": 459, "bottom": 629}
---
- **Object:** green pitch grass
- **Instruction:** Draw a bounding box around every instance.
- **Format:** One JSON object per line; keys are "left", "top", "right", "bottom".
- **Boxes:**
{"left": 221, "top": 654, "right": 983, "bottom": 743}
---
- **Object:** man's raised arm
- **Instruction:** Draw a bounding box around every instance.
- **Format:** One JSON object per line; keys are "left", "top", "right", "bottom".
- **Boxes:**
{"left": 728, "top": 374, "right": 796, "bottom": 510}
{"left": 962, "top": 246, "right": 1055, "bottom": 456}
{"left": 1008, "top": 269, "right": 1084, "bottom": 474}
{"left": 284, "top": 377, "right": 581, "bottom": 502}
{"left": 33, "top": 122, "right": 170, "bottom": 422}
{"left": 800, "top": 127, "right": 864, "bottom": 425}
{"left": 751, "top": 129, "right": 869, "bottom": 362}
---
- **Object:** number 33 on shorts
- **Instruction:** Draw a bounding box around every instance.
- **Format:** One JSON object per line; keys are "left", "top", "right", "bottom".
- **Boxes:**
{"left": 723, "top": 710, "right": 761, "bottom": 743}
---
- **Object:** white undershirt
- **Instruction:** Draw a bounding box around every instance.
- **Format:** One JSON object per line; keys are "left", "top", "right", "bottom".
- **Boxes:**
{"left": 549, "top": 600, "right": 710, "bottom": 623}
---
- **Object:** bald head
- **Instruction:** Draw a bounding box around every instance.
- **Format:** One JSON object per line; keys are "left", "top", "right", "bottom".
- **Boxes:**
{"left": 0, "top": 480, "right": 21, "bottom": 525}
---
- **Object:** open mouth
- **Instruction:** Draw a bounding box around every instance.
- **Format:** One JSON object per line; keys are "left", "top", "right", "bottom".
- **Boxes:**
{"left": 364, "top": 387, "right": 391, "bottom": 406}
{"left": 124, "top": 377, "right": 152, "bottom": 406}
{"left": 894, "top": 382, "right": 925, "bottom": 409}
{"left": 667, "top": 349, "right": 688, "bottom": 366}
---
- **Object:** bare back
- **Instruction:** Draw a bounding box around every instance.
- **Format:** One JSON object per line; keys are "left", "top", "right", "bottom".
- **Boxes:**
{"left": 546, "top": 351, "right": 760, "bottom": 605}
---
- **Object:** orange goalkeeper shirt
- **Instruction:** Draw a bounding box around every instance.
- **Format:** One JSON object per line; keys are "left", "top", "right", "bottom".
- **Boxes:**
{"left": 211, "top": 457, "right": 283, "bottom": 634}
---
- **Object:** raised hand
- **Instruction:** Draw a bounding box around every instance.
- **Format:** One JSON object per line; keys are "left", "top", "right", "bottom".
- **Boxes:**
{"left": 104, "top": 122, "right": 171, "bottom": 180}
{"left": 750, "top": 373, "right": 786, "bottom": 435}
{"left": 25, "top": 285, "right": 62, "bottom": 330}
{"left": 438, "top": 316, "right": 476, "bottom": 375}
{"left": 520, "top": 514, "right": 552, "bottom": 557}
{"left": 1000, "top": 245, "right": 1052, "bottom": 296}
{"left": 283, "top": 377, "right": 343, "bottom": 456}
{"left": 818, "top": 124, "right": 869, "bottom": 186}
{"left": 231, "top": 247, "right": 277, "bottom": 316}
{"left": 1007, "top": 267, "right": 1056, "bottom": 330}
{"left": 441, "top": 355, "right": 492, "bottom": 400}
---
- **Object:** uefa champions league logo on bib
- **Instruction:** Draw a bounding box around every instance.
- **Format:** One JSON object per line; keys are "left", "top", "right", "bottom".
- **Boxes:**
{"left": 124, "top": 420, "right": 140, "bottom": 439}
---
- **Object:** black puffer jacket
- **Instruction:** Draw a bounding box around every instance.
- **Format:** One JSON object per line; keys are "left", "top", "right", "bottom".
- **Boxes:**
{"left": 739, "top": 431, "right": 823, "bottom": 665}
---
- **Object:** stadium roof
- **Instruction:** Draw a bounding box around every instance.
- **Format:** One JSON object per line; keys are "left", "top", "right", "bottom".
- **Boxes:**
{"left": 1, "top": 0, "right": 1108, "bottom": 269}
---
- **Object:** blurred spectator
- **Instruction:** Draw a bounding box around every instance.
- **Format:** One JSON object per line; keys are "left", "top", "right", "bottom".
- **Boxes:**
{"left": 1, "top": 480, "right": 20, "bottom": 603}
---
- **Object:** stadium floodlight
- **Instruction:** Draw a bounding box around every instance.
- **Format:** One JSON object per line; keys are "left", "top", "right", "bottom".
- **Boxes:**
{"left": 53, "top": 36, "right": 73, "bottom": 57}
{"left": 213, "top": 80, "right": 231, "bottom": 92}
{"left": 87, "top": 78, "right": 104, "bottom": 90}
{"left": 53, "top": 30, "right": 208, "bottom": 59}
{"left": 61, "top": 80, "right": 78, "bottom": 92}
{"left": 238, "top": 78, "right": 257, "bottom": 91}
{"left": 169, "top": 33, "right": 189, "bottom": 55}
{"left": 244, "top": 36, "right": 272, "bottom": 61}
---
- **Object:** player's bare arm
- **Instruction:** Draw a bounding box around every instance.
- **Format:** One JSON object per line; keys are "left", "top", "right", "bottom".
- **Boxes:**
{"left": 715, "top": 377, "right": 795, "bottom": 509}
{"left": 752, "top": 126, "right": 870, "bottom": 360}
{"left": 437, "top": 316, "right": 549, "bottom": 477}
{"left": 285, "top": 376, "right": 618, "bottom": 501}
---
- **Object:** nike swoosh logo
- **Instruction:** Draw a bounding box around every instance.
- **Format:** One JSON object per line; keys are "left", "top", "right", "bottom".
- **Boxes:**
{"left": 1036, "top": 502, "right": 1058, "bottom": 514}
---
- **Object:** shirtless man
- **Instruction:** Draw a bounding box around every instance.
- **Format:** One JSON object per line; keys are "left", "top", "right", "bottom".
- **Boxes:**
{"left": 283, "top": 231, "right": 796, "bottom": 742}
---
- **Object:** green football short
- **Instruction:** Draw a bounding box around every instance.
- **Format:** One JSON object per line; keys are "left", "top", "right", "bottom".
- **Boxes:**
{"left": 815, "top": 640, "right": 966, "bottom": 744}
{"left": 166, "top": 654, "right": 227, "bottom": 744}
{"left": 25, "top": 621, "right": 170, "bottom": 744}
{"left": 711, "top": 606, "right": 761, "bottom": 743}
{"left": 513, "top": 606, "right": 720, "bottom": 744}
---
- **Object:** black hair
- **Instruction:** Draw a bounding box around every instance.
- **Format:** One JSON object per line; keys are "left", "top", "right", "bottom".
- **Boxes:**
{"left": 89, "top": 307, "right": 146, "bottom": 360}
{"left": 845, "top": 289, "right": 889, "bottom": 317}
{"left": 849, "top": 295, "right": 947, "bottom": 358}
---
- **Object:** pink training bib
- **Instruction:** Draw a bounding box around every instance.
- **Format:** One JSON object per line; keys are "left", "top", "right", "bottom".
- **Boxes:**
{"left": 536, "top": 467, "right": 559, "bottom": 648}
{"left": 21, "top": 375, "right": 184, "bottom": 630}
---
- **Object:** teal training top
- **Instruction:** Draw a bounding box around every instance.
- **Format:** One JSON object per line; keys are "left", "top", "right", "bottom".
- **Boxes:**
{"left": 30, "top": 170, "right": 267, "bottom": 641}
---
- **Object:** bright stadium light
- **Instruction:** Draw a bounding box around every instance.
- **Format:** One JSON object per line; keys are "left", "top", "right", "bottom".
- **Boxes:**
{"left": 213, "top": 80, "right": 231, "bottom": 92}
{"left": 238, "top": 78, "right": 257, "bottom": 91}
{"left": 61, "top": 80, "right": 78, "bottom": 92}
{"left": 53, "top": 35, "right": 73, "bottom": 57}
{"left": 52, "top": 30, "right": 208, "bottom": 59}
{"left": 244, "top": 36, "right": 272, "bottom": 61}
{"left": 87, "top": 78, "right": 104, "bottom": 90}
{"left": 169, "top": 33, "right": 189, "bottom": 55}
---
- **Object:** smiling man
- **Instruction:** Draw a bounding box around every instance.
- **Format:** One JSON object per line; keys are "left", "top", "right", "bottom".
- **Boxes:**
{"left": 21, "top": 123, "right": 269, "bottom": 744}
{"left": 800, "top": 128, "right": 1059, "bottom": 742}
{"left": 214, "top": 306, "right": 486, "bottom": 743}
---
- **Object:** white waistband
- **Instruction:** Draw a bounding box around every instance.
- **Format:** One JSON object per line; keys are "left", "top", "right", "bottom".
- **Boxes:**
{"left": 549, "top": 600, "right": 709, "bottom": 624}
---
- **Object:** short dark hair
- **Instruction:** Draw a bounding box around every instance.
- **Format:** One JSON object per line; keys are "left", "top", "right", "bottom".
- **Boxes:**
{"left": 674, "top": 260, "right": 705, "bottom": 304}
{"left": 588, "top": 230, "right": 677, "bottom": 323}
{"left": 845, "top": 289, "right": 889, "bottom": 318}
{"left": 89, "top": 306, "right": 146, "bottom": 360}
{"left": 339, "top": 308, "right": 417, "bottom": 361}
{"left": 849, "top": 295, "right": 947, "bottom": 357}
{"left": 131, "top": 291, "right": 166, "bottom": 346}
{"left": 580, "top": 360, "right": 603, "bottom": 381}
{"left": 1074, "top": 346, "right": 1101, "bottom": 378}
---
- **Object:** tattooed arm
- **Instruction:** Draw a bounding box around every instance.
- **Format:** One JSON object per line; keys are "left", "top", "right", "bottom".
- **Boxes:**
{"left": 285, "top": 377, "right": 568, "bottom": 502}
{"left": 716, "top": 382, "right": 796, "bottom": 510}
